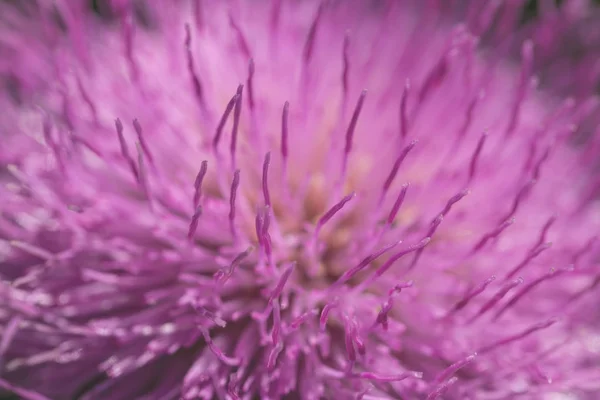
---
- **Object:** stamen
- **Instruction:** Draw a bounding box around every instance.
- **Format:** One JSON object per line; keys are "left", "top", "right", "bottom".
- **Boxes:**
{"left": 75, "top": 75, "right": 98, "bottom": 123}
{"left": 184, "top": 24, "right": 205, "bottom": 110}
{"left": 467, "top": 132, "right": 488, "bottom": 182}
{"left": 194, "top": 306, "right": 227, "bottom": 328}
{"left": 214, "top": 247, "right": 254, "bottom": 284}
{"left": 267, "top": 342, "right": 283, "bottom": 372}
{"left": 262, "top": 152, "right": 272, "bottom": 207}
{"left": 468, "top": 277, "right": 523, "bottom": 323}
{"left": 342, "top": 32, "right": 350, "bottom": 106}
{"left": 505, "top": 242, "right": 552, "bottom": 279}
{"left": 533, "top": 215, "right": 557, "bottom": 250}
{"left": 387, "top": 183, "right": 410, "bottom": 226}
{"left": 389, "top": 281, "right": 415, "bottom": 295}
{"left": 271, "top": 300, "right": 281, "bottom": 344}
{"left": 374, "top": 281, "right": 413, "bottom": 330}
{"left": 411, "top": 190, "right": 468, "bottom": 268}
{"left": 261, "top": 206, "right": 273, "bottom": 266}
{"left": 315, "top": 192, "right": 356, "bottom": 238}
{"left": 400, "top": 81, "right": 410, "bottom": 139}
{"left": 268, "top": 263, "right": 295, "bottom": 306}
{"left": 472, "top": 218, "right": 515, "bottom": 253}
{"left": 499, "top": 179, "right": 536, "bottom": 223}
{"left": 187, "top": 206, "right": 202, "bottom": 240}
{"left": 477, "top": 319, "right": 557, "bottom": 355}
{"left": 229, "top": 170, "right": 241, "bottom": 238}
{"left": 290, "top": 309, "right": 318, "bottom": 330}
{"left": 371, "top": 237, "right": 431, "bottom": 279}
{"left": 261, "top": 206, "right": 271, "bottom": 237}
{"left": 228, "top": 13, "right": 252, "bottom": 61}
{"left": 458, "top": 91, "right": 484, "bottom": 139}
{"left": 343, "top": 316, "right": 357, "bottom": 369}
{"left": 440, "top": 189, "right": 470, "bottom": 218}
{"left": 133, "top": 119, "right": 154, "bottom": 166}
{"left": 532, "top": 144, "right": 552, "bottom": 180}
{"left": 114, "top": 118, "right": 139, "bottom": 181}
{"left": 447, "top": 276, "right": 496, "bottom": 316}
{"left": 505, "top": 41, "right": 534, "bottom": 137}
{"left": 230, "top": 85, "right": 244, "bottom": 167}
{"left": 342, "top": 90, "right": 367, "bottom": 178}
{"left": 213, "top": 92, "right": 238, "bottom": 149}
{"left": 374, "top": 300, "right": 393, "bottom": 331}
{"left": 320, "top": 301, "right": 338, "bottom": 331}
{"left": 255, "top": 209, "right": 264, "bottom": 249}
{"left": 523, "top": 135, "right": 539, "bottom": 175}
{"left": 426, "top": 214, "right": 444, "bottom": 238}
{"left": 350, "top": 317, "right": 365, "bottom": 356}
{"left": 381, "top": 140, "right": 417, "bottom": 202}
{"left": 135, "top": 143, "right": 153, "bottom": 209}
{"left": 281, "top": 101, "right": 290, "bottom": 163}
{"left": 247, "top": 59, "right": 255, "bottom": 111}
{"left": 434, "top": 353, "right": 477, "bottom": 383}
{"left": 426, "top": 377, "right": 458, "bottom": 400}
{"left": 572, "top": 236, "right": 597, "bottom": 265}
{"left": 303, "top": 1, "right": 325, "bottom": 65}
{"left": 494, "top": 268, "right": 572, "bottom": 320}
{"left": 193, "top": 160, "right": 208, "bottom": 209}
{"left": 201, "top": 329, "right": 240, "bottom": 366}
{"left": 332, "top": 241, "right": 401, "bottom": 288}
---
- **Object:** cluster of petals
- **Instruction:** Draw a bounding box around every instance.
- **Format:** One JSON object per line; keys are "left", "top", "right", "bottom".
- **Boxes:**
{"left": 1, "top": 1, "right": 600, "bottom": 399}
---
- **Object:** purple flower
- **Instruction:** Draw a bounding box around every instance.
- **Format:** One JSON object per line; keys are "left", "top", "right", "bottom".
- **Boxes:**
{"left": 1, "top": 1, "right": 600, "bottom": 399}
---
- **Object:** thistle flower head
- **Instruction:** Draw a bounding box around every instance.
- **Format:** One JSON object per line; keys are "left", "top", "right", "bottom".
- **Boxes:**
{"left": 1, "top": 1, "right": 600, "bottom": 399}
